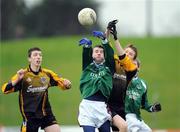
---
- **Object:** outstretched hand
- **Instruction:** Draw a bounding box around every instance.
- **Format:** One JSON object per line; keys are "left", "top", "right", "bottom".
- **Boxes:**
{"left": 107, "top": 19, "right": 118, "bottom": 30}
{"left": 109, "top": 25, "right": 117, "bottom": 40}
{"left": 92, "top": 31, "right": 106, "bottom": 40}
{"left": 152, "top": 102, "right": 161, "bottom": 112}
{"left": 79, "top": 38, "right": 92, "bottom": 46}
{"left": 107, "top": 19, "right": 118, "bottom": 40}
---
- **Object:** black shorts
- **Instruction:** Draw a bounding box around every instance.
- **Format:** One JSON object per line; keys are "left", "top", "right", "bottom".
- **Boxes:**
{"left": 21, "top": 115, "right": 57, "bottom": 132}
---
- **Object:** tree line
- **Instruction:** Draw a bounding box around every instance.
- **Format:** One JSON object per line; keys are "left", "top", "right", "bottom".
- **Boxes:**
{"left": 1, "top": 0, "right": 99, "bottom": 40}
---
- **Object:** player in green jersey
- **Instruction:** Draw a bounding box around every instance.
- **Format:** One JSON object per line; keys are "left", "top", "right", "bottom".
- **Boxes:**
{"left": 77, "top": 29, "right": 115, "bottom": 132}
{"left": 125, "top": 59, "right": 161, "bottom": 132}
{"left": 2, "top": 47, "right": 72, "bottom": 132}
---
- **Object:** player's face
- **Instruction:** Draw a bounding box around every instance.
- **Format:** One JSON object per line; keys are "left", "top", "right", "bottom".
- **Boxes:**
{"left": 125, "top": 47, "right": 136, "bottom": 60}
{"left": 28, "top": 50, "right": 42, "bottom": 67}
{"left": 92, "top": 47, "right": 105, "bottom": 64}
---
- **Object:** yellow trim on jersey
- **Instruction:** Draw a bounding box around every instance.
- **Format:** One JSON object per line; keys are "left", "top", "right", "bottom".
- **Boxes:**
{"left": 114, "top": 54, "right": 137, "bottom": 72}
{"left": 1, "top": 74, "right": 18, "bottom": 94}
{"left": 21, "top": 123, "right": 27, "bottom": 132}
{"left": 42, "top": 92, "right": 47, "bottom": 116}
{"left": 113, "top": 54, "right": 124, "bottom": 74}
{"left": 1, "top": 83, "right": 15, "bottom": 94}
{"left": 115, "top": 60, "right": 125, "bottom": 74}
{"left": 42, "top": 68, "right": 67, "bottom": 90}
{"left": 11, "top": 74, "right": 19, "bottom": 82}
{"left": 20, "top": 90, "right": 27, "bottom": 121}
{"left": 1, "top": 69, "right": 28, "bottom": 94}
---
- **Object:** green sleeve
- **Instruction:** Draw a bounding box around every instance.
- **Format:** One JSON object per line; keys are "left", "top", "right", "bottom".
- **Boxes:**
{"left": 102, "top": 41, "right": 115, "bottom": 74}
{"left": 82, "top": 47, "right": 93, "bottom": 70}
{"left": 141, "top": 90, "right": 152, "bottom": 112}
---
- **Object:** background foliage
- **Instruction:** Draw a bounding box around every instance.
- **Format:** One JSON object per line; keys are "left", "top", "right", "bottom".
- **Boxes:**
{"left": 1, "top": 0, "right": 99, "bottom": 40}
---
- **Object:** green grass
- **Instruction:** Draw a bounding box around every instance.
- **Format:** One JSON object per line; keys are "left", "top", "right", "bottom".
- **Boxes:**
{"left": 0, "top": 36, "right": 180, "bottom": 128}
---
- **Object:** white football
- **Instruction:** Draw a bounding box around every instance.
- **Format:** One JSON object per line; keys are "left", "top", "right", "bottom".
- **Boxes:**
{"left": 78, "top": 8, "right": 96, "bottom": 26}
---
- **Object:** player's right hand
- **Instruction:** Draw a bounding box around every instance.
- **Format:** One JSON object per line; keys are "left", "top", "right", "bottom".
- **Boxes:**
{"left": 79, "top": 38, "right": 92, "bottom": 46}
{"left": 92, "top": 31, "right": 106, "bottom": 40}
{"left": 17, "top": 69, "right": 25, "bottom": 80}
{"left": 12, "top": 69, "right": 25, "bottom": 86}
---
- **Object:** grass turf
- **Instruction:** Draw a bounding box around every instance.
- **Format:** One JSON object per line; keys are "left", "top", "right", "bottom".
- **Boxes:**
{"left": 0, "top": 36, "right": 180, "bottom": 128}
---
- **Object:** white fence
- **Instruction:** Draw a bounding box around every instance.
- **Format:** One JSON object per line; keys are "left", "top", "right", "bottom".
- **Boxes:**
{"left": 0, "top": 126, "right": 173, "bottom": 132}
{"left": 0, "top": 126, "right": 95, "bottom": 132}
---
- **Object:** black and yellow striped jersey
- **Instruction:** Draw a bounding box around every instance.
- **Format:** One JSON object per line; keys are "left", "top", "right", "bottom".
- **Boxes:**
{"left": 114, "top": 54, "right": 137, "bottom": 84}
{"left": 2, "top": 66, "right": 68, "bottom": 121}
{"left": 108, "top": 54, "right": 137, "bottom": 114}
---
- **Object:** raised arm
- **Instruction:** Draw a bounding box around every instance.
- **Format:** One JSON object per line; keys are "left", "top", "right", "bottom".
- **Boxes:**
{"left": 2, "top": 69, "right": 25, "bottom": 94}
{"left": 141, "top": 90, "right": 162, "bottom": 112}
{"left": 92, "top": 31, "right": 115, "bottom": 74}
{"left": 79, "top": 38, "right": 93, "bottom": 70}
{"left": 141, "top": 80, "right": 161, "bottom": 112}
{"left": 103, "top": 39, "right": 115, "bottom": 74}
{"left": 114, "top": 40, "right": 125, "bottom": 57}
{"left": 141, "top": 90, "right": 152, "bottom": 112}
{"left": 107, "top": 20, "right": 125, "bottom": 56}
{"left": 108, "top": 20, "right": 137, "bottom": 73}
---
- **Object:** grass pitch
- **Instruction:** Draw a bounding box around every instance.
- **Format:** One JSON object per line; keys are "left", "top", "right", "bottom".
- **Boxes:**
{"left": 0, "top": 36, "right": 180, "bottom": 128}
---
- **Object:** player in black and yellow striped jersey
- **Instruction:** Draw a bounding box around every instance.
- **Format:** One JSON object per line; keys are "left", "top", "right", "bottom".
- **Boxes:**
{"left": 106, "top": 20, "right": 138, "bottom": 132}
{"left": 1, "top": 47, "right": 71, "bottom": 132}
{"left": 109, "top": 46, "right": 138, "bottom": 132}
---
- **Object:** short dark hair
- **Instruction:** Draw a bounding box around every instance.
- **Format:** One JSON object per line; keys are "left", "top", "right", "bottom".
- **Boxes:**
{"left": 125, "top": 44, "right": 138, "bottom": 60}
{"left": 28, "top": 47, "right": 41, "bottom": 57}
{"left": 93, "top": 45, "right": 105, "bottom": 56}
{"left": 93, "top": 45, "right": 104, "bottom": 50}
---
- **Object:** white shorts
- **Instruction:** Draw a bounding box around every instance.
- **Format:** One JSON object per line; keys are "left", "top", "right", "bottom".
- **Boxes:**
{"left": 78, "top": 99, "right": 111, "bottom": 128}
{"left": 125, "top": 113, "right": 152, "bottom": 132}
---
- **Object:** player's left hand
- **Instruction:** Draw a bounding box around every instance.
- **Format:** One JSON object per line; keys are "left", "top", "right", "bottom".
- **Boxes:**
{"left": 92, "top": 31, "right": 106, "bottom": 40}
{"left": 107, "top": 19, "right": 118, "bottom": 30}
{"left": 79, "top": 38, "right": 92, "bottom": 46}
{"left": 152, "top": 102, "right": 161, "bottom": 112}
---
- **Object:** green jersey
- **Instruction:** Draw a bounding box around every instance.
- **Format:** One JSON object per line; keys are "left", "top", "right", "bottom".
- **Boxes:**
{"left": 80, "top": 42, "right": 115, "bottom": 100}
{"left": 125, "top": 76, "right": 152, "bottom": 120}
{"left": 80, "top": 63, "right": 112, "bottom": 99}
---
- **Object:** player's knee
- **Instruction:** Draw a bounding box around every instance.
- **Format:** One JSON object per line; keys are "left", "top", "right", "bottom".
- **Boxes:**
{"left": 121, "top": 121, "right": 128, "bottom": 131}
{"left": 113, "top": 115, "right": 127, "bottom": 132}
{"left": 116, "top": 121, "right": 127, "bottom": 132}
